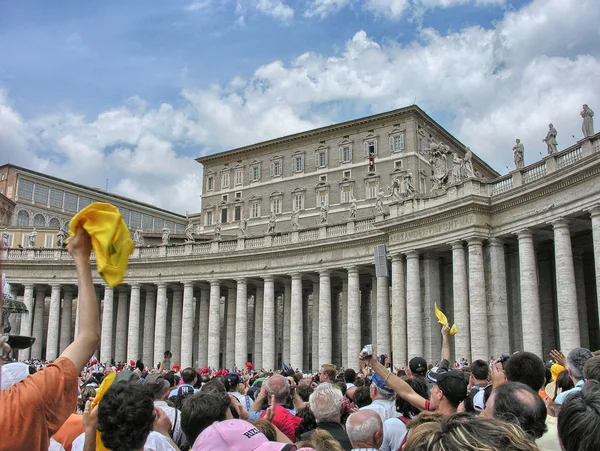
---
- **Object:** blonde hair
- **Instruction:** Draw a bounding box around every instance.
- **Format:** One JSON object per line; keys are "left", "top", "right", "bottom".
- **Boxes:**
{"left": 404, "top": 414, "right": 540, "bottom": 451}
{"left": 311, "top": 429, "right": 344, "bottom": 451}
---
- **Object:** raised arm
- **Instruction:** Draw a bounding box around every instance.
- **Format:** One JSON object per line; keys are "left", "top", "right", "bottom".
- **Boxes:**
{"left": 61, "top": 227, "right": 101, "bottom": 373}
{"left": 441, "top": 323, "right": 451, "bottom": 363}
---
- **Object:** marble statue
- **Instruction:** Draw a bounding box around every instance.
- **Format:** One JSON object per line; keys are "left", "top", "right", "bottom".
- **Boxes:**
{"left": 239, "top": 217, "right": 248, "bottom": 236}
{"left": 1, "top": 228, "right": 8, "bottom": 248}
{"left": 403, "top": 171, "right": 416, "bottom": 197}
{"left": 581, "top": 104, "right": 595, "bottom": 138}
{"left": 29, "top": 228, "right": 37, "bottom": 248}
{"left": 161, "top": 226, "right": 170, "bottom": 245}
{"left": 320, "top": 202, "right": 328, "bottom": 224}
{"left": 430, "top": 147, "right": 448, "bottom": 190}
{"left": 450, "top": 153, "right": 464, "bottom": 184}
{"left": 375, "top": 189, "right": 385, "bottom": 214}
{"left": 214, "top": 223, "right": 222, "bottom": 240}
{"left": 391, "top": 178, "right": 402, "bottom": 201}
{"left": 463, "top": 147, "right": 476, "bottom": 178}
{"left": 267, "top": 212, "right": 276, "bottom": 234}
{"left": 185, "top": 221, "right": 195, "bottom": 242}
{"left": 543, "top": 123, "right": 558, "bottom": 155}
{"left": 513, "top": 139, "right": 525, "bottom": 169}
{"left": 290, "top": 209, "right": 299, "bottom": 231}
{"left": 348, "top": 197, "right": 358, "bottom": 219}
{"left": 56, "top": 229, "right": 66, "bottom": 248}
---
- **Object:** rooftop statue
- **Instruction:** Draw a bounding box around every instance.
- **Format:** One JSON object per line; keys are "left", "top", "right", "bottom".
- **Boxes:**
{"left": 581, "top": 104, "right": 595, "bottom": 138}
{"left": 543, "top": 123, "right": 558, "bottom": 155}
{"left": 513, "top": 139, "right": 524, "bottom": 169}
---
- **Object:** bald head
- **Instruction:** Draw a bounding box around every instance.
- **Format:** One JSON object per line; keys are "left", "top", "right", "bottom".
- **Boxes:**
{"left": 265, "top": 374, "right": 290, "bottom": 403}
{"left": 346, "top": 409, "right": 383, "bottom": 449}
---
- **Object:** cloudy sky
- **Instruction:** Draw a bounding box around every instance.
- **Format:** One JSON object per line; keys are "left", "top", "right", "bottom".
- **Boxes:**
{"left": 1, "top": 0, "right": 599, "bottom": 214}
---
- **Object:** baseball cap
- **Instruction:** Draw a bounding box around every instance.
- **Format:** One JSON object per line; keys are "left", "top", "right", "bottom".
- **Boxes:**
{"left": 193, "top": 419, "right": 295, "bottom": 451}
{"left": 427, "top": 370, "right": 468, "bottom": 406}
{"left": 369, "top": 372, "right": 394, "bottom": 394}
{"left": 143, "top": 373, "right": 170, "bottom": 397}
{"left": 409, "top": 357, "right": 428, "bottom": 375}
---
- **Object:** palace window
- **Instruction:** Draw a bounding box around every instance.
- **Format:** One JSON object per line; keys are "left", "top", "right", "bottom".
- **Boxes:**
{"left": 341, "top": 185, "right": 353, "bottom": 203}
{"left": 49, "top": 189, "right": 64, "bottom": 208}
{"left": 340, "top": 145, "right": 352, "bottom": 163}
{"left": 235, "top": 191, "right": 242, "bottom": 199}
{"left": 293, "top": 154, "right": 304, "bottom": 172}
{"left": 221, "top": 207, "right": 228, "bottom": 223}
{"left": 250, "top": 202, "right": 261, "bottom": 218}
{"left": 206, "top": 175, "right": 215, "bottom": 191}
{"left": 270, "top": 159, "right": 282, "bottom": 178}
{"left": 316, "top": 188, "right": 329, "bottom": 207}
{"left": 315, "top": 148, "right": 328, "bottom": 168}
{"left": 363, "top": 135, "right": 378, "bottom": 157}
{"left": 343, "top": 170, "right": 351, "bottom": 179}
{"left": 250, "top": 162, "right": 262, "bottom": 182}
{"left": 389, "top": 132, "right": 405, "bottom": 152}
{"left": 48, "top": 217, "right": 61, "bottom": 229}
{"left": 366, "top": 181, "right": 378, "bottom": 199}
{"left": 44, "top": 234, "right": 54, "bottom": 248}
{"left": 79, "top": 196, "right": 92, "bottom": 209}
{"left": 205, "top": 210, "right": 214, "bottom": 226}
{"left": 234, "top": 169, "right": 243, "bottom": 186}
{"left": 64, "top": 193, "right": 78, "bottom": 212}
{"left": 17, "top": 210, "right": 30, "bottom": 226}
{"left": 234, "top": 205, "right": 242, "bottom": 221}
{"left": 142, "top": 215, "right": 154, "bottom": 231}
{"left": 221, "top": 171, "right": 230, "bottom": 189}
{"left": 293, "top": 192, "right": 305, "bottom": 211}
{"left": 34, "top": 184, "right": 49, "bottom": 205}
{"left": 33, "top": 213, "right": 46, "bottom": 227}
{"left": 17, "top": 179, "right": 34, "bottom": 201}
{"left": 271, "top": 197, "right": 282, "bottom": 214}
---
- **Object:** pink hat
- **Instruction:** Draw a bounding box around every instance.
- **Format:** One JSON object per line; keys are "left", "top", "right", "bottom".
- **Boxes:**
{"left": 193, "top": 419, "right": 294, "bottom": 451}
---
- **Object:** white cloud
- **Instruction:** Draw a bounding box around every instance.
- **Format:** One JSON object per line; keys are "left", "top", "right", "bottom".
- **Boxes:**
{"left": 185, "top": 0, "right": 211, "bottom": 12}
{"left": 304, "top": 0, "right": 351, "bottom": 18}
{"left": 251, "top": 0, "right": 294, "bottom": 22}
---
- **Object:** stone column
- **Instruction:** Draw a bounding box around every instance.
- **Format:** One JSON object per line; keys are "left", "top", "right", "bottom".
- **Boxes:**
{"left": 516, "top": 229, "right": 543, "bottom": 358}
{"left": 451, "top": 241, "right": 470, "bottom": 362}
{"left": 142, "top": 288, "right": 156, "bottom": 367}
{"left": 360, "top": 287, "right": 372, "bottom": 346}
{"left": 31, "top": 288, "right": 46, "bottom": 359}
{"left": 254, "top": 284, "right": 264, "bottom": 369}
{"left": 331, "top": 289, "right": 341, "bottom": 367}
{"left": 467, "top": 238, "right": 488, "bottom": 360}
{"left": 283, "top": 280, "right": 291, "bottom": 365}
{"left": 371, "top": 276, "right": 378, "bottom": 345}
{"left": 198, "top": 286, "right": 210, "bottom": 367}
{"left": 487, "top": 238, "right": 510, "bottom": 356}
{"left": 180, "top": 282, "right": 195, "bottom": 369}
{"left": 154, "top": 283, "right": 168, "bottom": 365}
{"left": 406, "top": 251, "right": 423, "bottom": 358}
{"left": 127, "top": 284, "right": 141, "bottom": 363}
{"left": 341, "top": 278, "right": 349, "bottom": 369}
{"left": 167, "top": 287, "right": 182, "bottom": 366}
{"left": 423, "top": 255, "right": 441, "bottom": 364}
{"left": 290, "top": 273, "right": 303, "bottom": 370}
{"left": 235, "top": 278, "right": 248, "bottom": 368}
{"left": 263, "top": 276, "right": 275, "bottom": 370}
{"left": 59, "top": 288, "right": 73, "bottom": 354}
{"left": 376, "top": 274, "right": 390, "bottom": 358}
{"left": 19, "top": 284, "right": 35, "bottom": 360}
{"left": 347, "top": 267, "right": 361, "bottom": 369}
{"left": 225, "top": 285, "right": 236, "bottom": 368}
{"left": 318, "top": 270, "right": 332, "bottom": 365}
{"left": 573, "top": 251, "right": 589, "bottom": 349}
{"left": 590, "top": 206, "right": 600, "bottom": 331}
{"left": 302, "top": 289, "right": 310, "bottom": 371}
{"left": 312, "top": 280, "right": 320, "bottom": 371}
{"left": 552, "top": 219, "right": 581, "bottom": 351}
{"left": 101, "top": 287, "right": 114, "bottom": 364}
{"left": 391, "top": 255, "right": 406, "bottom": 367}
{"left": 115, "top": 289, "right": 129, "bottom": 363}
{"left": 46, "top": 284, "right": 61, "bottom": 361}
{"left": 208, "top": 280, "right": 221, "bottom": 369}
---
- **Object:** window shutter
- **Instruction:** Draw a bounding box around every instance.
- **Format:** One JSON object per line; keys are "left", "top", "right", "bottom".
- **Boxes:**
{"left": 364, "top": 141, "right": 369, "bottom": 157}
{"left": 270, "top": 163, "right": 274, "bottom": 177}
{"left": 324, "top": 151, "right": 328, "bottom": 166}
{"left": 339, "top": 147, "right": 343, "bottom": 162}
{"left": 373, "top": 140, "right": 378, "bottom": 155}
{"left": 374, "top": 244, "right": 388, "bottom": 277}
{"left": 389, "top": 136, "right": 395, "bottom": 152}
{"left": 400, "top": 133, "right": 405, "bottom": 150}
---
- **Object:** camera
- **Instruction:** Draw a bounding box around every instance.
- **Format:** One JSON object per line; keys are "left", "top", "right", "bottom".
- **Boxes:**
{"left": 498, "top": 352, "right": 511, "bottom": 366}
{"left": 362, "top": 344, "right": 373, "bottom": 356}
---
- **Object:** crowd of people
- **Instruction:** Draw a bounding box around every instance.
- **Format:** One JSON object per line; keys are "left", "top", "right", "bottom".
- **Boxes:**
{"left": 2, "top": 228, "right": 600, "bottom": 451}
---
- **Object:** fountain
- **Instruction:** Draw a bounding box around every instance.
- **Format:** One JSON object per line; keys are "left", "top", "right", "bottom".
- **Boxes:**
{"left": 2, "top": 274, "right": 35, "bottom": 353}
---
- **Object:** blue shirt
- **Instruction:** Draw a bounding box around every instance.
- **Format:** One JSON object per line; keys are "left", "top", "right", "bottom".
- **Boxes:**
{"left": 554, "top": 379, "right": 584, "bottom": 404}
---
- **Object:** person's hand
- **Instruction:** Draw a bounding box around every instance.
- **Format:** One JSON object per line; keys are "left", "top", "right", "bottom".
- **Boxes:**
{"left": 259, "top": 376, "right": 270, "bottom": 398}
{"left": 153, "top": 407, "right": 172, "bottom": 437}
{"left": 264, "top": 395, "right": 276, "bottom": 422}
{"left": 550, "top": 350, "right": 566, "bottom": 368}
{"left": 67, "top": 227, "right": 92, "bottom": 263}
{"left": 229, "top": 394, "right": 249, "bottom": 421}
{"left": 441, "top": 323, "right": 450, "bottom": 338}
{"left": 491, "top": 361, "right": 506, "bottom": 389}
{"left": 0, "top": 335, "right": 11, "bottom": 362}
{"left": 82, "top": 399, "right": 99, "bottom": 432}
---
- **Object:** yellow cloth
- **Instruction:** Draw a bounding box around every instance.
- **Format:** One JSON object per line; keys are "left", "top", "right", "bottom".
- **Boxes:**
{"left": 551, "top": 363, "right": 566, "bottom": 381}
{"left": 90, "top": 371, "right": 117, "bottom": 451}
{"left": 434, "top": 303, "right": 458, "bottom": 335}
{"left": 68, "top": 202, "right": 134, "bottom": 287}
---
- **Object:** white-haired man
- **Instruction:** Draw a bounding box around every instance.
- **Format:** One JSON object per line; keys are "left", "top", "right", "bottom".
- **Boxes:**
{"left": 299, "top": 382, "right": 352, "bottom": 450}
{"left": 346, "top": 409, "right": 383, "bottom": 451}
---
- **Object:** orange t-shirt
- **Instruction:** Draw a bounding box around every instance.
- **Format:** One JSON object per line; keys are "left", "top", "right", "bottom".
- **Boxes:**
{"left": 52, "top": 413, "right": 85, "bottom": 451}
{"left": 0, "top": 357, "right": 79, "bottom": 451}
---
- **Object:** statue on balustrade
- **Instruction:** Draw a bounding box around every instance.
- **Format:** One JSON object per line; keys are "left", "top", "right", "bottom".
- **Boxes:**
{"left": 375, "top": 189, "right": 385, "bottom": 214}
{"left": 185, "top": 221, "right": 195, "bottom": 242}
{"left": 214, "top": 222, "right": 222, "bottom": 240}
{"left": 290, "top": 209, "right": 299, "bottom": 231}
{"left": 450, "top": 153, "right": 464, "bottom": 184}
{"left": 161, "top": 226, "right": 170, "bottom": 245}
{"left": 348, "top": 197, "right": 358, "bottom": 219}
{"left": 463, "top": 147, "right": 476, "bottom": 178}
{"left": 1, "top": 229, "right": 8, "bottom": 248}
{"left": 56, "top": 229, "right": 67, "bottom": 248}
{"left": 239, "top": 217, "right": 248, "bottom": 237}
{"left": 403, "top": 172, "right": 416, "bottom": 197}
{"left": 29, "top": 229, "right": 37, "bottom": 248}
{"left": 513, "top": 139, "right": 525, "bottom": 169}
{"left": 430, "top": 145, "right": 449, "bottom": 192}
{"left": 543, "top": 123, "right": 558, "bottom": 154}
{"left": 267, "top": 212, "right": 277, "bottom": 234}
{"left": 320, "top": 202, "right": 329, "bottom": 224}
{"left": 390, "top": 178, "right": 402, "bottom": 201}
{"left": 581, "top": 104, "right": 595, "bottom": 138}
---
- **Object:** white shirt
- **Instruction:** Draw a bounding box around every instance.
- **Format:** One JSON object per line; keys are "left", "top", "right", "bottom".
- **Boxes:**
{"left": 381, "top": 417, "right": 408, "bottom": 451}
{"left": 360, "top": 399, "right": 397, "bottom": 422}
{"left": 71, "top": 431, "right": 176, "bottom": 451}
{"left": 154, "top": 400, "right": 187, "bottom": 448}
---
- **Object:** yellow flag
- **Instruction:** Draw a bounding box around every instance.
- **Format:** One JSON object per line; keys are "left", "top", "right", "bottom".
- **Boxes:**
{"left": 434, "top": 303, "right": 458, "bottom": 336}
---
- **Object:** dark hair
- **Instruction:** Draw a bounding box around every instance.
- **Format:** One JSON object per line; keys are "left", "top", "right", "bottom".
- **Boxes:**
{"left": 200, "top": 378, "right": 227, "bottom": 393}
{"left": 97, "top": 382, "right": 156, "bottom": 451}
{"left": 396, "top": 377, "right": 428, "bottom": 417}
{"left": 334, "top": 381, "right": 347, "bottom": 396}
{"left": 558, "top": 380, "right": 600, "bottom": 451}
{"left": 78, "top": 386, "right": 97, "bottom": 413}
{"left": 296, "top": 383, "right": 314, "bottom": 402}
{"left": 554, "top": 370, "right": 574, "bottom": 401}
{"left": 470, "top": 360, "right": 489, "bottom": 381}
{"left": 583, "top": 356, "right": 600, "bottom": 382}
{"left": 181, "top": 391, "right": 231, "bottom": 444}
{"left": 344, "top": 368, "right": 357, "bottom": 384}
{"left": 214, "top": 375, "right": 230, "bottom": 392}
{"left": 225, "top": 373, "right": 241, "bottom": 391}
{"left": 353, "top": 386, "right": 372, "bottom": 408}
{"left": 491, "top": 381, "right": 547, "bottom": 439}
{"left": 504, "top": 352, "right": 545, "bottom": 391}
{"left": 181, "top": 367, "right": 197, "bottom": 385}
{"left": 295, "top": 406, "right": 317, "bottom": 440}
{"left": 163, "top": 371, "right": 176, "bottom": 388}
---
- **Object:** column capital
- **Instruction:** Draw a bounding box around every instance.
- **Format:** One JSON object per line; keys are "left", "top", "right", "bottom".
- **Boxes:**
{"left": 183, "top": 281, "right": 195, "bottom": 289}
{"left": 449, "top": 240, "right": 464, "bottom": 250}
{"left": 236, "top": 278, "right": 247, "bottom": 285}
{"left": 346, "top": 266, "right": 359, "bottom": 274}
{"left": 208, "top": 279, "right": 220, "bottom": 286}
{"left": 586, "top": 204, "right": 600, "bottom": 218}
{"left": 23, "top": 282, "right": 35, "bottom": 289}
{"left": 156, "top": 282, "right": 168, "bottom": 289}
{"left": 487, "top": 237, "right": 504, "bottom": 247}
{"left": 405, "top": 250, "right": 420, "bottom": 259}
{"left": 291, "top": 273, "right": 303, "bottom": 281}
{"left": 466, "top": 237, "right": 484, "bottom": 246}
{"left": 391, "top": 254, "right": 403, "bottom": 262}
{"left": 104, "top": 285, "right": 114, "bottom": 293}
{"left": 550, "top": 217, "right": 572, "bottom": 229}
{"left": 319, "top": 269, "right": 331, "bottom": 277}
{"left": 515, "top": 228, "right": 534, "bottom": 240}
{"left": 129, "top": 282, "right": 141, "bottom": 289}
{"left": 263, "top": 275, "right": 274, "bottom": 283}
{"left": 50, "top": 283, "right": 61, "bottom": 290}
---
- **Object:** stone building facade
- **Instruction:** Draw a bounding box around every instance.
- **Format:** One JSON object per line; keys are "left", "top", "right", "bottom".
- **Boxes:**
{"left": 2, "top": 106, "right": 600, "bottom": 372}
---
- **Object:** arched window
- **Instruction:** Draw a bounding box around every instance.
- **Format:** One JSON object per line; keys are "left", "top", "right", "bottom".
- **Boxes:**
{"left": 48, "top": 217, "right": 61, "bottom": 229}
{"left": 33, "top": 213, "right": 46, "bottom": 227}
{"left": 17, "top": 210, "right": 30, "bottom": 226}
